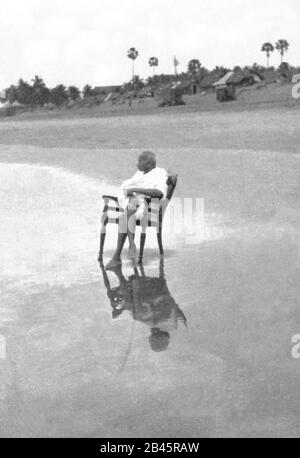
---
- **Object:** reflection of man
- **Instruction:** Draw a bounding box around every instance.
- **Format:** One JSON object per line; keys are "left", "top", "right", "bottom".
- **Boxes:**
{"left": 106, "top": 151, "right": 168, "bottom": 270}
{"left": 131, "top": 275, "right": 185, "bottom": 352}
{"left": 100, "top": 261, "right": 187, "bottom": 352}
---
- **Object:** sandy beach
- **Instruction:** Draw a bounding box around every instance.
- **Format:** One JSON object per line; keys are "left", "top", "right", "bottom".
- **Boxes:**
{"left": 0, "top": 105, "right": 300, "bottom": 437}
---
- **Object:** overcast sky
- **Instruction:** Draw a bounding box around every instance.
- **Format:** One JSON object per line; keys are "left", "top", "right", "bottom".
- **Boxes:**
{"left": 0, "top": 0, "right": 299, "bottom": 89}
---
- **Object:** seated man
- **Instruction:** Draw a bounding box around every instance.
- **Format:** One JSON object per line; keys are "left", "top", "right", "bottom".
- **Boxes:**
{"left": 106, "top": 151, "right": 167, "bottom": 270}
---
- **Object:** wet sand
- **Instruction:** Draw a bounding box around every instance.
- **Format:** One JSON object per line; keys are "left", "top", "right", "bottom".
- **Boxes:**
{"left": 0, "top": 107, "right": 300, "bottom": 437}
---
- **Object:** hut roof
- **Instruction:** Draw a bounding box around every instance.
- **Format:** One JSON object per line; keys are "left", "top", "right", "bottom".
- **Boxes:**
{"left": 212, "top": 71, "right": 234, "bottom": 87}
{"left": 213, "top": 69, "right": 263, "bottom": 87}
{"left": 229, "top": 69, "right": 263, "bottom": 84}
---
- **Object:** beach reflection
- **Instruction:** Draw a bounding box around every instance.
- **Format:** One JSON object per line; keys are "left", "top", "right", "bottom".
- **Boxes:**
{"left": 99, "top": 260, "right": 187, "bottom": 352}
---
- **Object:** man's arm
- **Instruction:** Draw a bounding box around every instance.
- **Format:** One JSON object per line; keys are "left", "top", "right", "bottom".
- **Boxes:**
{"left": 126, "top": 188, "right": 163, "bottom": 199}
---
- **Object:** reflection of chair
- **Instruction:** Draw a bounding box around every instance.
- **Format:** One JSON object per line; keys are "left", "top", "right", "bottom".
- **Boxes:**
{"left": 100, "top": 261, "right": 134, "bottom": 319}
{"left": 98, "top": 174, "right": 178, "bottom": 264}
{"left": 99, "top": 260, "right": 187, "bottom": 352}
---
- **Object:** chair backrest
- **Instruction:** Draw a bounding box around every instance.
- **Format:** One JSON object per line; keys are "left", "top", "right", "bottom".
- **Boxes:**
{"left": 166, "top": 174, "right": 178, "bottom": 201}
{"left": 144, "top": 174, "right": 177, "bottom": 226}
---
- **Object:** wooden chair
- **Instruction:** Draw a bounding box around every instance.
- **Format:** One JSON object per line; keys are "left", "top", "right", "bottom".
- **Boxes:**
{"left": 98, "top": 174, "right": 178, "bottom": 264}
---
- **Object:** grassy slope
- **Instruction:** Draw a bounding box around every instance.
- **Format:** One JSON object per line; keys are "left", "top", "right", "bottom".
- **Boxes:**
{"left": 0, "top": 82, "right": 298, "bottom": 122}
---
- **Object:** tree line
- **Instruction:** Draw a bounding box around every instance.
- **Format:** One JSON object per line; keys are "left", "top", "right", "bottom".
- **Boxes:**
{"left": 3, "top": 76, "right": 96, "bottom": 107}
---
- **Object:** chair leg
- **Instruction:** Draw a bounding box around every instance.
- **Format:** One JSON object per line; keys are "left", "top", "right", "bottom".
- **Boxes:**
{"left": 159, "top": 259, "right": 165, "bottom": 278}
{"left": 139, "top": 232, "right": 146, "bottom": 264}
{"left": 157, "top": 208, "right": 164, "bottom": 257}
{"left": 157, "top": 230, "right": 164, "bottom": 257}
{"left": 99, "top": 262, "right": 111, "bottom": 291}
{"left": 98, "top": 232, "right": 106, "bottom": 262}
{"left": 139, "top": 264, "right": 146, "bottom": 277}
{"left": 98, "top": 213, "right": 108, "bottom": 262}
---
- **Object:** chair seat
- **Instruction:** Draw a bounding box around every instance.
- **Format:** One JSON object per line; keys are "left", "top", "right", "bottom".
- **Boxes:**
{"left": 102, "top": 195, "right": 161, "bottom": 221}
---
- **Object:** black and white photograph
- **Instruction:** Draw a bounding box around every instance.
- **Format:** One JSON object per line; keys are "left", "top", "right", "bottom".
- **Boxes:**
{"left": 0, "top": 0, "right": 300, "bottom": 440}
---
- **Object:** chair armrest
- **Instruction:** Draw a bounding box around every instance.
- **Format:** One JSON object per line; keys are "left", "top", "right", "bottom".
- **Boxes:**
{"left": 102, "top": 195, "right": 119, "bottom": 203}
{"left": 102, "top": 194, "right": 161, "bottom": 207}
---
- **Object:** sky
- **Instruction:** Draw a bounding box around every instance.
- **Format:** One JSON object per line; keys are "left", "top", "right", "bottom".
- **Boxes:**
{"left": 0, "top": 0, "right": 299, "bottom": 90}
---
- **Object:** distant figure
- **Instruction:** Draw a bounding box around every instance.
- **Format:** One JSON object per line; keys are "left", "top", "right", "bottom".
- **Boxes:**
{"left": 100, "top": 260, "right": 187, "bottom": 352}
{"left": 105, "top": 151, "right": 168, "bottom": 270}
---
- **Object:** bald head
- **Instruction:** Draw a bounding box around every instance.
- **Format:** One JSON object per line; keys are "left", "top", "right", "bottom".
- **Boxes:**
{"left": 137, "top": 150, "right": 157, "bottom": 172}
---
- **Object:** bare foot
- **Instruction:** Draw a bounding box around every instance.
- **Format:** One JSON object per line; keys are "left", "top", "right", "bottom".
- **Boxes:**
{"left": 105, "top": 256, "right": 122, "bottom": 270}
{"left": 128, "top": 244, "right": 137, "bottom": 260}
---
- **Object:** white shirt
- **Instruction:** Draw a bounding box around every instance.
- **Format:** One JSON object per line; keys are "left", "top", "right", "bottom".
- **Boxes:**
{"left": 118, "top": 167, "right": 168, "bottom": 208}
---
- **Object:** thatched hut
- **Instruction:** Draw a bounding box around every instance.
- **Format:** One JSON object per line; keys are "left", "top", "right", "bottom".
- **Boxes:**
{"left": 213, "top": 69, "right": 263, "bottom": 102}
{"left": 213, "top": 72, "right": 236, "bottom": 102}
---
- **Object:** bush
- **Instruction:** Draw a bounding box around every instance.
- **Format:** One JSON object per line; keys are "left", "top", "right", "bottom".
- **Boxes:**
{"left": 42, "top": 103, "right": 56, "bottom": 111}
{"left": 0, "top": 106, "right": 18, "bottom": 117}
{"left": 158, "top": 85, "right": 185, "bottom": 107}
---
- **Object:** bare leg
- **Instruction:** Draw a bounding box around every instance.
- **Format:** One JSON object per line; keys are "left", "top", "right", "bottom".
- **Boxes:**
{"left": 127, "top": 196, "right": 143, "bottom": 260}
{"left": 105, "top": 232, "right": 127, "bottom": 270}
{"left": 127, "top": 209, "right": 137, "bottom": 259}
{"left": 106, "top": 199, "right": 140, "bottom": 268}
{"left": 128, "top": 195, "right": 146, "bottom": 260}
{"left": 105, "top": 211, "right": 128, "bottom": 269}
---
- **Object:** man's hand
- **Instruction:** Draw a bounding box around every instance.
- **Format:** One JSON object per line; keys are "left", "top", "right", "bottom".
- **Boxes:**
{"left": 125, "top": 188, "right": 138, "bottom": 197}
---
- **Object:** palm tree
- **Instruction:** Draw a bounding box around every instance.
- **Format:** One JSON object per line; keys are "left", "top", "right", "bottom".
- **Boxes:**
{"left": 148, "top": 56, "right": 159, "bottom": 76}
{"left": 261, "top": 42, "right": 274, "bottom": 68}
{"left": 173, "top": 56, "right": 179, "bottom": 75}
{"left": 275, "top": 39, "right": 289, "bottom": 63}
{"left": 127, "top": 47, "right": 139, "bottom": 80}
